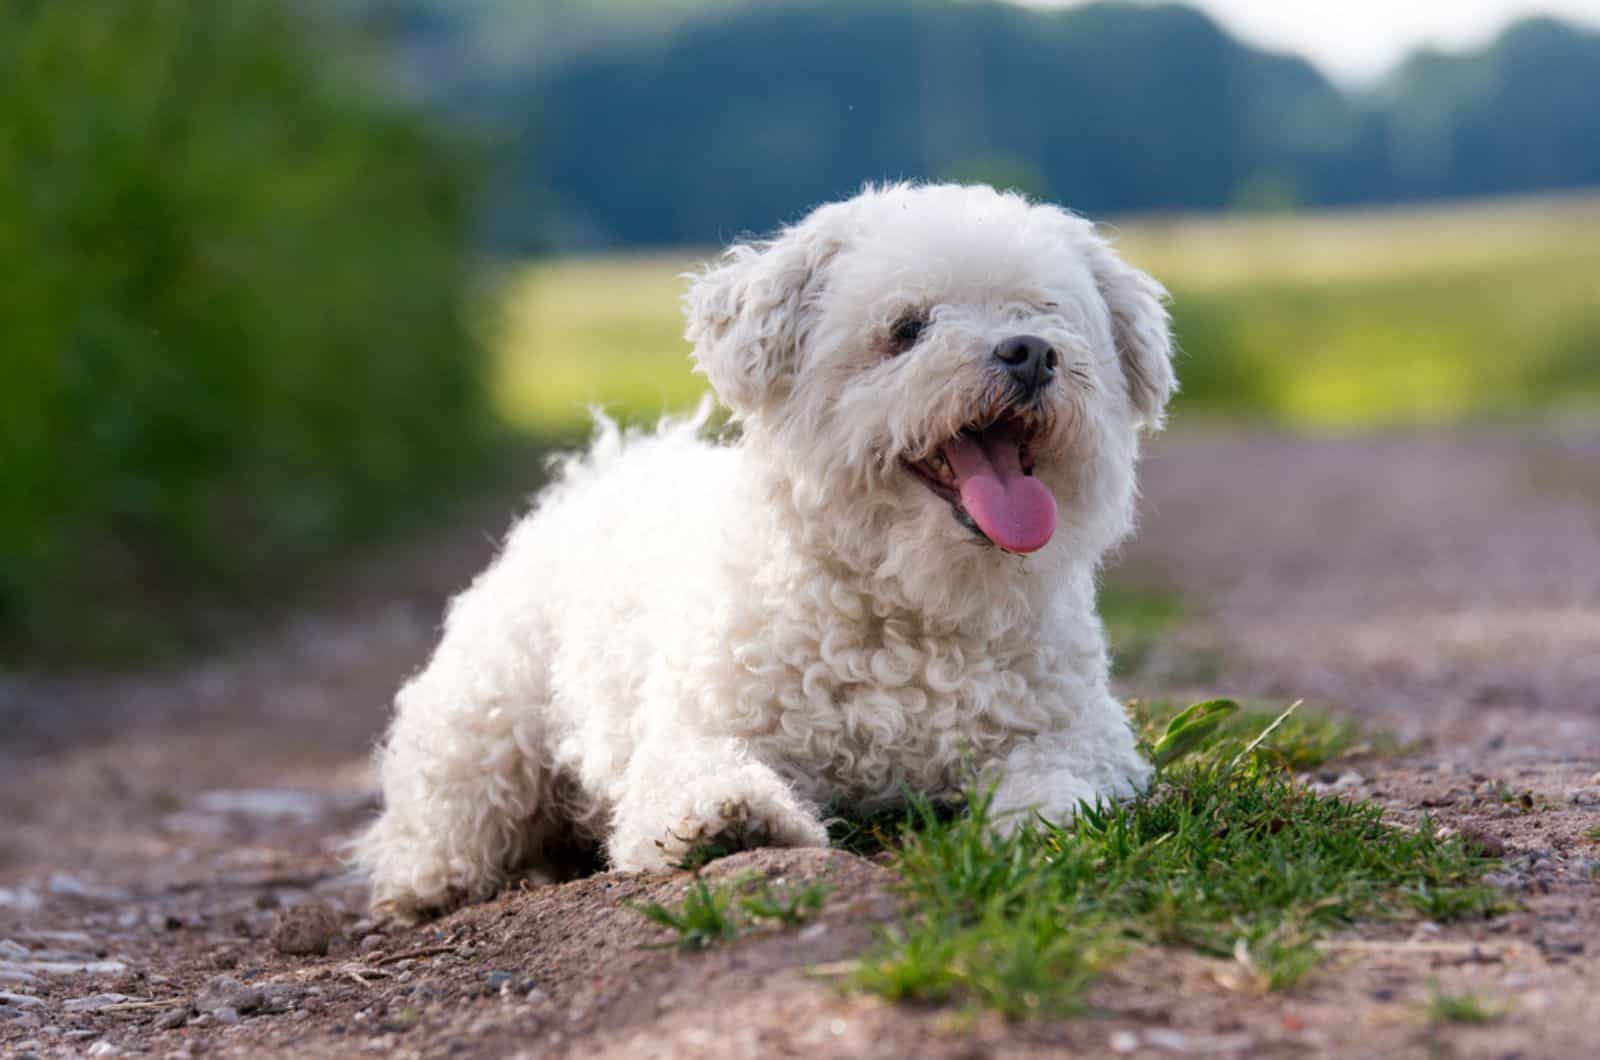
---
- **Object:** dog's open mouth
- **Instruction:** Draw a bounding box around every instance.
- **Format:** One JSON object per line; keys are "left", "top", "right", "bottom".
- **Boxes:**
{"left": 904, "top": 415, "right": 1057, "bottom": 554}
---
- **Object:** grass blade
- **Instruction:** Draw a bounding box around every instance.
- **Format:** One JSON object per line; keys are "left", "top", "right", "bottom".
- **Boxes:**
{"left": 1231, "top": 699, "right": 1304, "bottom": 768}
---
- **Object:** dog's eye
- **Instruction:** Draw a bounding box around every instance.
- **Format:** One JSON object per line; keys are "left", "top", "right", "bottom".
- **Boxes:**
{"left": 887, "top": 311, "right": 928, "bottom": 355}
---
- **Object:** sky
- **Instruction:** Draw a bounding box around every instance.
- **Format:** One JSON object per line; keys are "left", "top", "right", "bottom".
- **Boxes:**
{"left": 1029, "top": 0, "right": 1600, "bottom": 82}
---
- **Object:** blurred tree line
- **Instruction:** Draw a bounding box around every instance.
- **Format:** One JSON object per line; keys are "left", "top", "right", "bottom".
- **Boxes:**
{"left": 0, "top": 0, "right": 484, "bottom": 659}
{"left": 352, "top": 0, "right": 1600, "bottom": 248}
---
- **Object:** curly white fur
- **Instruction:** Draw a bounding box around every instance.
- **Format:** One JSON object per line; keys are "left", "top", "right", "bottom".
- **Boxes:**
{"left": 356, "top": 183, "right": 1175, "bottom": 921}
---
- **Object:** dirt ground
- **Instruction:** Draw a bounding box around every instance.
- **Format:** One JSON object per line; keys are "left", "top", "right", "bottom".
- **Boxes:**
{"left": 3, "top": 426, "right": 1598, "bottom": 1059}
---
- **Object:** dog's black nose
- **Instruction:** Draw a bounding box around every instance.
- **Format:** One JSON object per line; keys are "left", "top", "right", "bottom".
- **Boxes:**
{"left": 993, "top": 334, "right": 1057, "bottom": 395}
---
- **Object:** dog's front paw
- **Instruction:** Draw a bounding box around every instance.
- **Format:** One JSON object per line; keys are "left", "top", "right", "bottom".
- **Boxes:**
{"left": 368, "top": 880, "right": 470, "bottom": 927}
{"left": 985, "top": 724, "right": 1156, "bottom": 834}
{"left": 987, "top": 774, "right": 1104, "bottom": 835}
{"left": 666, "top": 794, "right": 829, "bottom": 868}
{"left": 356, "top": 813, "right": 514, "bottom": 924}
{"left": 610, "top": 773, "right": 829, "bottom": 872}
{"left": 987, "top": 755, "right": 1153, "bottom": 835}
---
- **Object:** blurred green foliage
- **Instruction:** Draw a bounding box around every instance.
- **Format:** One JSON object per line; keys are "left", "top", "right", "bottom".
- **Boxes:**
{"left": 1128, "top": 201, "right": 1600, "bottom": 426}
{"left": 0, "top": 0, "right": 485, "bottom": 659}
{"left": 1170, "top": 264, "right": 1600, "bottom": 426}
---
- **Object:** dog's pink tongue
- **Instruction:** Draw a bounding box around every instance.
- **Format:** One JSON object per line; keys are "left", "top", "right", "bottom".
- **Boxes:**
{"left": 942, "top": 430, "right": 1057, "bottom": 553}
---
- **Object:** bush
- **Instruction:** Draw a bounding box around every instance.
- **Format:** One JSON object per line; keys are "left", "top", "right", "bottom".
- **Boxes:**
{"left": 0, "top": 0, "right": 486, "bottom": 659}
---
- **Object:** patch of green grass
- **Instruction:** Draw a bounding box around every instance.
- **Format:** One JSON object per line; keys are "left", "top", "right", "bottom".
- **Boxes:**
{"left": 850, "top": 702, "right": 1497, "bottom": 1018}
{"left": 1585, "top": 825, "right": 1600, "bottom": 842}
{"left": 828, "top": 798, "right": 963, "bottom": 858}
{"left": 635, "top": 877, "right": 741, "bottom": 951}
{"left": 1131, "top": 698, "right": 1392, "bottom": 771}
{"left": 739, "top": 876, "right": 832, "bottom": 927}
{"left": 635, "top": 874, "right": 832, "bottom": 951}
{"left": 676, "top": 839, "right": 741, "bottom": 872}
{"left": 1425, "top": 982, "right": 1506, "bottom": 1025}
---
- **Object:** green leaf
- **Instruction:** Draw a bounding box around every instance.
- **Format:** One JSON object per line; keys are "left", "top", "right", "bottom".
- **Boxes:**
{"left": 1152, "top": 699, "right": 1239, "bottom": 768}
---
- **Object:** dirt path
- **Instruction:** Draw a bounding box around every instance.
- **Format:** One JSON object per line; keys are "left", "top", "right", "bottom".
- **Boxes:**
{"left": 3, "top": 427, "right": 1597, "bottom": 1059}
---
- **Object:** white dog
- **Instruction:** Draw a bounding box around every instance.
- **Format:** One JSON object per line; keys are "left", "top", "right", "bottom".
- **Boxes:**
{"left": 357, "top": 183, "right": 1174, "bottom": 921}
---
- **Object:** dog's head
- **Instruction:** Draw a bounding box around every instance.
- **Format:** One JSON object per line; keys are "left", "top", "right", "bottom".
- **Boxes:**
{"left": 686, "top": 184, "right": 1174, "bottom": 611}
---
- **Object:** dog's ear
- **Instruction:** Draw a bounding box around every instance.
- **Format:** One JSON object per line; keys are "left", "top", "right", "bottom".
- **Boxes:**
{"left": 1086, "top": 234, "right": 1176, "bottom": 430}
{"left": 684, "top": 209, "right": 843, "bottom": 417}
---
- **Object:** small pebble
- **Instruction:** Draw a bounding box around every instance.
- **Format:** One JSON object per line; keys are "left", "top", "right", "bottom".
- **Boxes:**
{"left": 212, "top": 1005, "right": 241, "bottom": 1025}
{"left": 47, "top": 874, "right": 89, "bottom": 897}
{"left": 259, "top": 984, "right": 302, "bottom": 1014}
{"left": 156, "top": 1006, "right": 190, "bottom": 1031}
{"left": 1538, "top": 937, "right": 1585, "bottom": 957}
{"left": 195, "top": 975, "right": 264, "bottom": 1015}
{"left": 270, "top": 901, "right": 340, "bottom": 957}
{"left": 111, "top": 971, "right": 147, "bottom": 995}
{"left": 1143, "top": 1029, "right": 1191, "bottom": 1051}
{"left": 1568, "top": 787, "right": 1600, "bottom": 807}
{"left": 1458, "top": 827, "right": 1507, "bottom": 858}
{"left": 86, "top": 1042, "right": 118, "bottom": 1057}
{"left": 1484, "top": 870, "right": 1531, "bottom": 892}
{"left": 1109, "top": 1029, "right": 1139, "bottom": 1053}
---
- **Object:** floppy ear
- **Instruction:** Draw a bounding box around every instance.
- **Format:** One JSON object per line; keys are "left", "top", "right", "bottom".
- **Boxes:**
{"left": 683, "top": 208, "right": 843, "bottom": 418}
{"left": 1086, "top": 234, "right": 1176, "bottom": 430}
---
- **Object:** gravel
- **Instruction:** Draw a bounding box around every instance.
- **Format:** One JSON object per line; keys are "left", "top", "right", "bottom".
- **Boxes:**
{"left": 194, "top": 976, "right": 264, "bottom": 1016}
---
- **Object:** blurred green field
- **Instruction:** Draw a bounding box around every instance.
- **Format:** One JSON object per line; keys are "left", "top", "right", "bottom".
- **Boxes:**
{"left": 492, "top": 194, "right": 1600, "bottom": 433}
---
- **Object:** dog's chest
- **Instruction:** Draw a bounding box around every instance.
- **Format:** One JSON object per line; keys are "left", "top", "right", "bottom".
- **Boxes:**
{"left": 713, "top": 595, "right": 1075, "bottom": 806}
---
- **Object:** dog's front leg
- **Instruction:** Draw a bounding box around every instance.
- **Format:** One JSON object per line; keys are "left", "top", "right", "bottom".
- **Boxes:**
{"left": 985, "top": 702, "right": 1154, "bottom": 832}
{"left": 605, "top": 735, "right": 829, "bottom": 871}
{"left": 356, "top": 661, "right": 552, "bottom": 923}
